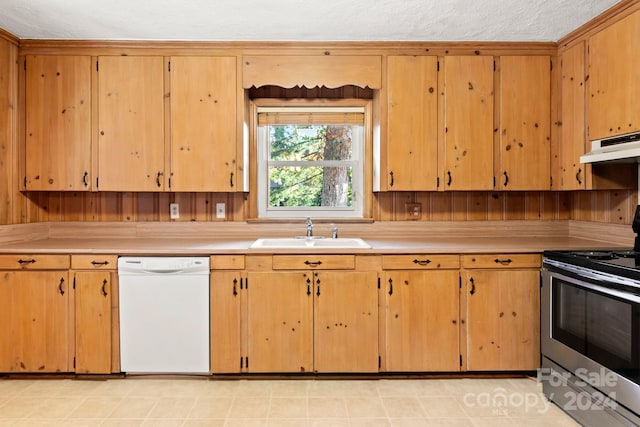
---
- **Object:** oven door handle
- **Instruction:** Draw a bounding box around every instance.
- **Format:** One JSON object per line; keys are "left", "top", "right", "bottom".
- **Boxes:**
{"left": 551, "top": 271, "right": 640, "bottom": 304}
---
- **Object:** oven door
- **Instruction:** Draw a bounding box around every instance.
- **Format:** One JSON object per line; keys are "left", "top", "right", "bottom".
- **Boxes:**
{"left": 541, "top": 264, "right": 640, "bottom": 415}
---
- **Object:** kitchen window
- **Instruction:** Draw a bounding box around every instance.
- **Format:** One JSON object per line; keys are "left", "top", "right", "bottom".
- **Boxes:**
{"left": 255, "top": 105, "right": 366, "bottom": 219}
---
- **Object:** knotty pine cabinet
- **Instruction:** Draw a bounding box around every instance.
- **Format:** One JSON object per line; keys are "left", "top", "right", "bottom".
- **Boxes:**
{"left": 587, "top": 9, "right": 640, "bottom": 140}
{"left": 72, "top": 255, "right": 117, "bottom": 374}
{"left": 97, "top": 56, "right": 165, "bottom": 191}
{"left": 442, "top": 56, "right": 494, "bottom": 190}
{"left": 24, "top": 55, "right": 92, "bottom": 191}
{"left": 461, "top": 254, "right": 541, "bottom": 371}
{"left": 0, "top": 255, "right": 71, "bottom": 373}
{"left": 169, "top": 56, "right": 238, "bottom": 191}
{"left": 497, "top": 56, "right": 551, "bottom": 190}
{"left": 382, "top": 255, "right": 461, "bottom": 372}
{"left": 245, "top": 255, "right": 378, "bottom": 373}
{"left": 209, "top": 255, "right": 245, "bottom": 374}
{"left": 384, "top": 55, "right": 439, "bottom": 191}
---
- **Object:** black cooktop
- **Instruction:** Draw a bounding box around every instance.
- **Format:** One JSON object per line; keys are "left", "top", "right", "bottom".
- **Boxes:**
{"left": 544, "top": 249, "right": 640, "bottom": 281}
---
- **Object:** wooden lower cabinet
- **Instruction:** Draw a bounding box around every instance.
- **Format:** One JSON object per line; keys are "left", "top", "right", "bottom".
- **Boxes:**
{"left": 72, "top": 255, "right": 118, "bottom": 374}
{"left": 0, "top": 266, "right": 70, "bottom": 372}
{"left": 462, "top": 254, "right": 541, "bottom": 371}
{"left": 74, "top": 271, "right": 112, "bottom": 374}
{"left": 245, "top": 269, "right": 378, "bottom": 373}
{"left": 246, "top": 271, "right": 313, "bottom": 373}
{"left": 383, "top": 270, "right": 460, "bottom": 371}
{"left": 210, "top": 270, "right": 243, "bottom": 373}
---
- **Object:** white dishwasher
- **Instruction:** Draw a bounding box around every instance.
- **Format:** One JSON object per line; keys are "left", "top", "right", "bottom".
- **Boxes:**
{"left": 118, "top": 256, "right": 210, "bottom": 374}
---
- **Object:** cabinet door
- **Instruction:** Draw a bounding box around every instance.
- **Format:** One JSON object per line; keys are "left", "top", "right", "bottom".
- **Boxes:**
{"left": 442, "top": 56, "right": 494, "bottom": 190}
{"left": 588, "top": 10, "right": 640, "bottom": 140}
{"left": 498, "top": 56, "right": 550, "bottom": 190}
{"left": 0, "top": 271, "right": 69, "bottom": 372}
{"left": 97, "top": 56, "right": 165, "bottom": 191}
{"left": 559, "top": 42, "right": 587, "bottom": 190}
{"left": 314, "top": 271, "right": 378, "bottom": 373}
{"left": 25, "top": 55, "right": 92, "bottom": 191}
{"left": 75, "top": 271, "right": 111, "bottom": 374}
{"left": 384, "top": 270, "right": 460, "bottom": 372}
{"left": 246, "top": 272, "right": 313, "bottom": 373}
{"left": 210, "top": 271, "right": 242, "bottom": 373}
{"left": 386, "top": 56, "right": 438, "bottom": 190}
{"left": 464, "top": 269, "right": 540, "bottom": 371}
{"left": 169, "top": 56, "right": 237, "bottom": 191}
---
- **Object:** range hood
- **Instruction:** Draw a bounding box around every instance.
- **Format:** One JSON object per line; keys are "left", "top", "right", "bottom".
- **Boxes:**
{"left": 580, "top": 131, "right": 640, "bottom": 163}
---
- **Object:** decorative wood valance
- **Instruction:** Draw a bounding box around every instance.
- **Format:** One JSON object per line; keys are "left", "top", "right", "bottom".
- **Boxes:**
{"left": 243, "top": 55, "right": 382, "bottom": 89}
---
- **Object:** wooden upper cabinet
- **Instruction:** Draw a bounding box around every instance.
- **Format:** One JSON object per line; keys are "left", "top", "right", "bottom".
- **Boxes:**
{"left": 97, "top": 56, "right": 165, "bottom": 191}
{"left": 559, "top": 42, "right": 587, "bottom": 190}
{"left": 498, "top": 56, "right": 551, "bottom": 190}
{"left": 588, "top": 10, "right": 640, "bottom": 140}
{"left": 385, "top": 55, "right": 438, "bottom": 191}
{"left": 442, "top": 56, "right": 494, "bottom": 190}
{"left": 169, "top": 56, "right": 237, "bottom": 192}
{"left": 25, "top": 55, "right": 92, "bottom": 191}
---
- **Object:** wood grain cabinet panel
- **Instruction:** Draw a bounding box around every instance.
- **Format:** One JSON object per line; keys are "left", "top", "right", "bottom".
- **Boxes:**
{"left": 169, "top": 56, "right": 238, "bottom": 192}
{"left": 210, "top": 271, "right": 243, "bottom": 373}
{"left": 0, "top": 270, "right": 70, "bottom": 372}
{"left": 462, "top": 261, "right": 540, "bottom": 371}
{"left": 442, "top": 56, "right": 494, "bottom": 190}
{"left": 498, "top": 56, "right": 551, "bottom": 190}
{"left": 383, "top": 269, "right": 460, "bottom": 372}
{"left": 25, "top": 55, "right": 92, "bottom": 191}
{"left": 74, "top": 271, "right": 112, "bottom": 374}
{"left": 385, "top": 55, "right": 439, "bottom": 191}
{"left": 587, "top": 9, "right": 640, "bottom": 140}
{"left": 97, "top": 56, "right": 165, "bottom": 191}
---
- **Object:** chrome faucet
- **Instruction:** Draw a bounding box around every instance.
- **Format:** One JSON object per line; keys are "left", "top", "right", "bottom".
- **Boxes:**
{"left": 305, "top": 217, "right": 313, "bottom": 237}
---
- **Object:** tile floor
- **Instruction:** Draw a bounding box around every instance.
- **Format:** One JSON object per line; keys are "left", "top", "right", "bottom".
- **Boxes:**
{"left": 0, "top": 376, "right": 580, "bottom": 426}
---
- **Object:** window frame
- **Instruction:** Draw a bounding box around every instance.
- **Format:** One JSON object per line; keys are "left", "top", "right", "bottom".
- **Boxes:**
{"left": 250, "top": 98, "right": 373, "bottom": 220}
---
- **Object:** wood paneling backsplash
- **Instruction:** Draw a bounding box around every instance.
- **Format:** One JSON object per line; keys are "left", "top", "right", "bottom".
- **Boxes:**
{"left": 10, "top": 189, "right": 637, "bottom": 225}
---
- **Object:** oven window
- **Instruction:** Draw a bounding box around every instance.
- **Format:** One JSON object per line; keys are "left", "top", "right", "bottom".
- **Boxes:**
{"left": 552, "top": 278, "right": 640, "bottom": 382}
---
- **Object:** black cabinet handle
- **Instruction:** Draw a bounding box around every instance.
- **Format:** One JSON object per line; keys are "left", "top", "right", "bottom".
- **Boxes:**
{"left": 230, "top": 172, "right": 234, "bottom": 188}
{"left": 388, "top": 278, "right": 393, "bottom": 295}
{"left": 413, "top": 259, "right": 431, "bottom": 266}
{"left": 233, "top": 278, "right": 238, "bottom": 296}
{"left": 82, "top": 171, "right": 89, "bottom": 187}
{"left": 304, "top": 260, "right": 322, "bottom": 267}
{"left": 91, "top": 260, "right": 109, "bottom": 266}
{"left": 306, "top": 277, "right": 311, "bottom": 296}
{"left": 389, "top": 171, "right": 394, "bottom": 187}
{"left": 494, "top": 258, "right": 513, "bottom": 265}
{"left": 58, "top": 278, "right": 65, "bottom": 296}
{"left": 576, "top": 168, "right": 582, "bottom": 185}
{"left": 503, "top": 171, "right": 509, "bottom": 187}
{"left": 18, "top": 259, "right": 36, "bottom": 265}
{"left": 469, "top": 277, "right": 475, "bottom": 295}
{"left": 447, "top": 171, "right": 452, "bottom": 186}
{"left": 101, "top": 279, "right": 108, "bottom": 297}
{"left": 315, "top": 276, "right": 321, "bottom": 296}
{"left": 156, "top": 171, "right": 163, "bottom": 187}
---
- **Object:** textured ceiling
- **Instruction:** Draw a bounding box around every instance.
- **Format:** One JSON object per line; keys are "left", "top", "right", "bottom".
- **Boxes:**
{"left": 0, "top": 0, "right": 621, "bottom": 42}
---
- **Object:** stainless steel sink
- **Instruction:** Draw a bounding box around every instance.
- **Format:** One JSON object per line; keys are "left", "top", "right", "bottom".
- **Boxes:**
{"left": 250, "top": 237, "right": 371, "bottom": 249}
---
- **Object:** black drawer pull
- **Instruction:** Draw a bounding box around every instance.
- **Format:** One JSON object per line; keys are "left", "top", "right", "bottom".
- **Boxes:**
{"left": 91, "top": 260, "right": 110, "bottom": 266}
{"left": 494, "top": 258, "right": 513, "bottom": 265}
{"left": 18, "top": 259, "right": 36, "bottom": 265}
{"left": 413, "top": 259, "right": 431, "bottom": 266}
{"left": 304, "top": 260, "right": 322, "bottom": 267}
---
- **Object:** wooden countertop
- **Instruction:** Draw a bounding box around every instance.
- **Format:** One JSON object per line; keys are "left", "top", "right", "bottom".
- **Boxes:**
{"left": 0, "top": 220, "right": 633, "bottom": 254}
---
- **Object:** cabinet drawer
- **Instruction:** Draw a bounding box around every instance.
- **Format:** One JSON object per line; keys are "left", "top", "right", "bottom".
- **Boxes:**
{"left": 462, "top": 254, "right": 541, "bottom": 269}
{"left": 0, "top": 254, "right": 70, "bottom": 270}
{"left": 272, "top": 255, "right": 355, "bottom": 270}
{"left": 382, "top": 254, "right": 459, "bottom": 270}
{"left": 71, "top": 255, "right": 118, "bottom": 270}
{"left": 210, "top": 255, "right": 245, "bottom": 270}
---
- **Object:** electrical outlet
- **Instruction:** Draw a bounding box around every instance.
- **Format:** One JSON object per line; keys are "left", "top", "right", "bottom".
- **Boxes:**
{"left": 216, "top": 203, "right": 226, "bottom": 219}
{"left": 170, "top": 203, "right": 179, "bottom": 219}
{"left": 405, "top": 202, "right": 421, "bottom": 220}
